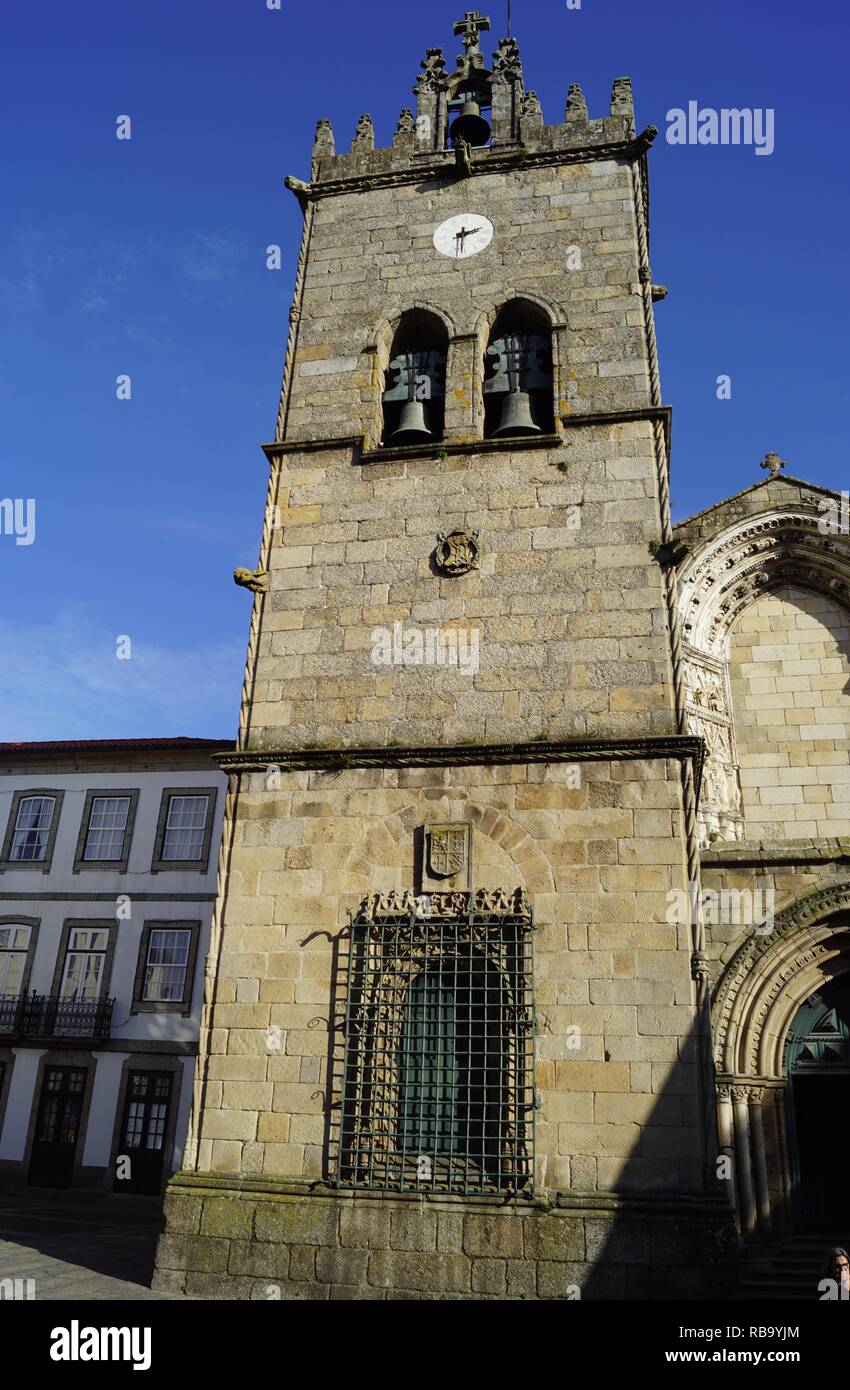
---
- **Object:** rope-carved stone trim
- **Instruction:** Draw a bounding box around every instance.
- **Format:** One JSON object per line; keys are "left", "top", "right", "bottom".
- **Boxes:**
{"left": 218, "top": 733, "right": 704, "bottom": 777}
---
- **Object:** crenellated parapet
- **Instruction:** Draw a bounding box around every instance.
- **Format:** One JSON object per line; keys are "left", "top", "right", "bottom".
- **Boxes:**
{"left": 301, "top": 19, "right": 644, "bottom": 193}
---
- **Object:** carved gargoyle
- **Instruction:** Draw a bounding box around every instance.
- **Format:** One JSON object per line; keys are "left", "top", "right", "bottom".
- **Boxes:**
{"left": 649, "top": 540, "right": 689, "bottom": 570}
{"left": 233, "top": 566, "right": 269, "bottom": 594}
{"left": 454, "top": 136, "right": 473, "bottom": 178}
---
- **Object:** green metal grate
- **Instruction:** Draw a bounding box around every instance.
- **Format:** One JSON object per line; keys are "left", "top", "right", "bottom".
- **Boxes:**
{"left": 337, "top": 895, "right": 535, "bottom": 1196}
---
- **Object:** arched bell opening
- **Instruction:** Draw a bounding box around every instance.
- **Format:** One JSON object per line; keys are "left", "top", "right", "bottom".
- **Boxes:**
{"left": 483, "top": 299, "right": 554, "bottom": 439}
{"left": 381, "top": 310, "right": 448, "bottom": 445}
{"left": 445, "top": 72, "right": 492, "bottom": 150}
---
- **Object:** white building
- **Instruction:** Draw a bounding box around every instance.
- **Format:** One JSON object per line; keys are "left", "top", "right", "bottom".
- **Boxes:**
{"left": 0, "top": 739, "right": 228, "bottom": 1194}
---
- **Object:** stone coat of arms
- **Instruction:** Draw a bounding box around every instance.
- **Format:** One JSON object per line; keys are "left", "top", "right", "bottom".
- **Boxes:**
{"left": 428, "top": 824, "right": 468, "bottom": 878}
{"left": 434, "top": 530, "right": 480, "bottom": 576}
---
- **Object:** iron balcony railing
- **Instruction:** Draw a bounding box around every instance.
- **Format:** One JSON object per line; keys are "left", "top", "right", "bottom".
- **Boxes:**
{"left": 0, "top": 993, "right": 115, "bottom": 1042}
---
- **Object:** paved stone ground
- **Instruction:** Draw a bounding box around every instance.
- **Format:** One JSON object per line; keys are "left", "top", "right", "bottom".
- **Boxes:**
{"left": 0, "top": 1188, "right": 187, "bottom": 1300}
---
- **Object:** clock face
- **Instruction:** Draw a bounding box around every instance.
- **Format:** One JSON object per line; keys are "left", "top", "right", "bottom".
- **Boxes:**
{"left": 433, "top": 213, "right": 494, "bottom": 259}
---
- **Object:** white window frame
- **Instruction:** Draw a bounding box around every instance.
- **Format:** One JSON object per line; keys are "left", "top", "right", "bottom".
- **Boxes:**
{"left": 0, "top": 924, "right": 31, "bottom": 996}
{"left": 10, "top": 796, "right": 56, "bottom": 862}
{"left": 82, "top": 795, "right": 131, "bottom": 862}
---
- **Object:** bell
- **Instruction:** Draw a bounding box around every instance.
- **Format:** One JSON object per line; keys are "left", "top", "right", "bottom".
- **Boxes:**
{"left": 493, "top": 389, "right": 540, "bottom": 437}
{"left": 449, "top": 100, "right": 491, "bottom": 149}
{"left": 391, "top": 399, "right": 432, "bottom": 442}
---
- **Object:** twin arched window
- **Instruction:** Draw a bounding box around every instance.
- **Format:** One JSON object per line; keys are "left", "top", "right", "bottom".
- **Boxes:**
{"left": 381, "top": 300, "right": 554, "bottom": 445}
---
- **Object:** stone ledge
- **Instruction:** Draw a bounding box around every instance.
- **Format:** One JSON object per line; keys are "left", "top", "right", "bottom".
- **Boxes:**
{"left": 213, "top": 734, "right": 703, "bottom": 778}
{"left": 701, "top": 838, "right": 850, "bottom": 868}
{"left": 156, "top": 1177, "right": 737, "bottom": 1301}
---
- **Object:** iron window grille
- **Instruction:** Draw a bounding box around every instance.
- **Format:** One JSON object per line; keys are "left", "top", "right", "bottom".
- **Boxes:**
{"left": 338, "top": 889, "right": 535, "bottom": 1197}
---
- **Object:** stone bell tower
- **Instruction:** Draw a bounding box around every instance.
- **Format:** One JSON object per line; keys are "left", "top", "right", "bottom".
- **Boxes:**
{"left": 155, "top": 13, "right": 735, "bottom": 1300}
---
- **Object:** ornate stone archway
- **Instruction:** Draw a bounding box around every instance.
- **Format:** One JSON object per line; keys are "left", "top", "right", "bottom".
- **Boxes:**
{"left": 677, "top": 507, "right": 850, "bottom": 845}
{"left": 711, "top": 882, "right": 850, "bottom": 1239}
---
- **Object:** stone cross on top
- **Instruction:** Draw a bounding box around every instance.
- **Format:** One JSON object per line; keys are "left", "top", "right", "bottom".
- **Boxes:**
{"left": 453, "top": 11, "right": 491, "bottom": 56}
{"left": 760, "top": 452, "right": 786, "bottom": 479}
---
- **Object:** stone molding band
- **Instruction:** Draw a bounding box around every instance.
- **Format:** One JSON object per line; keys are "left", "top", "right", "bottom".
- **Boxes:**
{"left": 284, "top": 126, "right": 659, "bottom": 204}
{"left": 213, "top": 733, "right": 705, "bottom": 779}
{"left": 259, "top": 407, "right": 673, "bottom": 467}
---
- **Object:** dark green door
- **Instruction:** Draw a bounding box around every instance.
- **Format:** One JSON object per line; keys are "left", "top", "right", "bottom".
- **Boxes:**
{"left": 28, "top": 1067, "right": 87, "bottom": 1188}
{"left": 398, "top": 973, "right": 462, "bottom": 1154}
{"left": 115, "top": 1071, "right": 173, "bottom": 1195}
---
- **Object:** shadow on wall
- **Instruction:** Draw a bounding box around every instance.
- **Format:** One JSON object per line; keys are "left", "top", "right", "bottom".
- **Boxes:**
{"left": 313, "top": 922, "right": 737, "bottom": 1300}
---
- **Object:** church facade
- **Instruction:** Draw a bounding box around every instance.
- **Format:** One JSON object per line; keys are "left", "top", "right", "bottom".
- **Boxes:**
{"left": 153, "top": 15, "right": 850, "bottom": 1299}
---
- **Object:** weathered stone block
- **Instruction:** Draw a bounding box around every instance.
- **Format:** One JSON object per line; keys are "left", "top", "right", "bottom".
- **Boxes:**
{"left": 200, "top": 1197, "right": 257, "bottom": 1240}
{"left": 368, "top": 1250, "right": 471, "bottom": 1294}
{"left": 228, "top": 1239, "right": 292, "bottom": 1279}
{"left": 463, "top": 1212, "right": 524, "bottom": 1259}
{"left": 524, "top": 1215, "right": 585, "bottom": 1262}
{"left": 339, "top": 1203, "right": 391, "bottom": 1249}
{"left": 316, "top": 1247, "right": 369, "bottom": 1285}
{"left": 156, "top": 1234, "right": 228, "bottom": 1274}
{"left": 471, "top": 1258, "right": 507, "bottom": 1295}
{"left": 389, "top": 1207, "right": 438, "bottom": 1252}
{"left": 506, "top": 1258, "right": 538, "bottom": 1298}
{"left": 436, "top": 1212, "right": 464, "bottom": 1254}
{"left": 253, "top": 1198, "right": 338, "bottom": 1246}
{"left": 163, "top": 1193, "right": 202, "bottom": 1236}
{"left": 537, "top": 1261, "right": 586, "bottom": 1299}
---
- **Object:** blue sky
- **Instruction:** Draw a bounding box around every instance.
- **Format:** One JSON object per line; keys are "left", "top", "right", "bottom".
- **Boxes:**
{"left": 2, "top": 0, "right": 848, "bottom": 739}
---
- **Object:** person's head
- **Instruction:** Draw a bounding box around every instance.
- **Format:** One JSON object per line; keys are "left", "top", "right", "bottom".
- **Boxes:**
{"left": 826, "top": 1247, "right": 850, "bottom": 1278}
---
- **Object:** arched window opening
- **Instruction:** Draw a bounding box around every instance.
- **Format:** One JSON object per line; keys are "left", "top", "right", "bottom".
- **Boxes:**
{"left": 381, "top": 310, "right": 447, "bottom": 445}
{"left": 338, "top": 902, "right": 535, "bottom": 1196}
{"left": 484, "top": 300, "right": 553, "bottom": 438}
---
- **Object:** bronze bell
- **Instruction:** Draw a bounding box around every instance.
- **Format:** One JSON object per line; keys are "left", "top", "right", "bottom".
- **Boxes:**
{"left": 449, "top": 100, "right": 491, "bottom": 149}
{"left": 493, "top": 389, "right": 540, "bottom": 437}
{"left": 391, "top": 399, "right": 432, "bottom": 442}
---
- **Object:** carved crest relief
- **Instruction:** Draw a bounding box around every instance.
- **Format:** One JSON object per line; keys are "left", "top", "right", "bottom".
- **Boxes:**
{"left": 428, "top": 823, "right": 468, "bottom": 878}
{"left": 435, "top": 530, "right": 480, "bottom": 576}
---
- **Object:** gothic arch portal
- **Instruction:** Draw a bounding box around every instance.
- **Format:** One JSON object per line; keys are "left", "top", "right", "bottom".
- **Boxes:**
{"left": 710, "top": 883, "right": 850, "bottom": 1240}
{"left": 712, "top": 882, "right": 850, "bottom": 1078}
{"left": 677, "top": 506, "right": 850, "bottom": 845}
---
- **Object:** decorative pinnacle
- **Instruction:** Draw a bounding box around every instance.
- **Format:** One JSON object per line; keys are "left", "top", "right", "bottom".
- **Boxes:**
{"left": 759, "top": 452, "right": 786, "bottom": 479}
{"left": 453, "top": 10, "right": 491, "bottom": 56}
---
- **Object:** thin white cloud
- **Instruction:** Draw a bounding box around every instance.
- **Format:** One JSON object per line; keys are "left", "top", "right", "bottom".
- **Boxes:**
{"left": 0, "top": 607, "right": 242, "bottom": 740}
{"left": 177, "top": 233, "right": 243, "bottom": 283}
